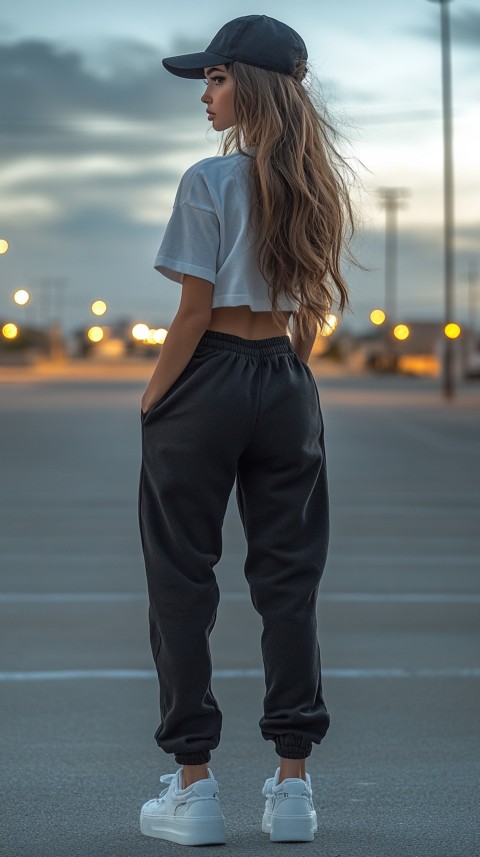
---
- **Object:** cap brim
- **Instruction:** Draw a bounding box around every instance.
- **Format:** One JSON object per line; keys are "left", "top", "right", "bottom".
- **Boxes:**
{"left": 162, "top": 51, "right": 232, "bottom": 79}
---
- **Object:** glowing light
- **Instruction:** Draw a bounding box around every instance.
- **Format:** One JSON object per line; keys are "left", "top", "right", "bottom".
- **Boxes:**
{"left": 320, "top": 314, "right": 338, "bottom": 337}
{"left": 393, "top": 324, "right": 410, "bottom": 341}
{"left": 154, "top": 328, "right": 168, "bottom": 344}
{"left": 370, "top": 308, "right": 386, "bottom": 325}
{"left": 444, "top": 323, "right": 461, "bottom": 339}
{"left": 144, "top": 328, "right": 157, "bottom": 344}
{"left": 0, "top": 238, "right": 9, "bottom": 254}
{"left": 87, "top": 326, "right": 104, "bottom": 342}
{"left": 2, "top": 322, "right": 18, "bottom": 339}
{"left": 397, "top": 354, "right": 440, "bottom": 377}
{"left": 132, "top": 323, "right": 150, "bottom": 341}
{"left": 13, "top": 289, "right": 30, "bottom": 306}
{"left": 91, "top": 300, "right": 107, "bottom": 316}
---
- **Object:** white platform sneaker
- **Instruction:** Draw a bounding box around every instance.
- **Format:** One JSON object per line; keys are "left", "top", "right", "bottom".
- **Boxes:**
{"left": 140, "top": 767, "right": 226, "bottom": 846}
{"left": 261, "top": 767, "right": 318, "bottom": 842}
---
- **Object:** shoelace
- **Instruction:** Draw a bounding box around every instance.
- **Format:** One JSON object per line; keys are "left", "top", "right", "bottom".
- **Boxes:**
{"left": 156, "top": 773, "right": 176, "bottom": 802}
{"left": 155, "top": 773, "right": 219, "bottom": 803}
{"left": 262, "top": 778, "right": 276, "bottom": 798}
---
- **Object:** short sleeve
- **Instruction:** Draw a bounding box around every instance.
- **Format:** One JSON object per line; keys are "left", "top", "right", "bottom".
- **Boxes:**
{"left": 153, "top": 165, "right": 220, "bottom": 285}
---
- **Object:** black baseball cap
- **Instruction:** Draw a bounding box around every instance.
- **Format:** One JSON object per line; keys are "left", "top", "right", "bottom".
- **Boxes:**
{"left": 162, "top": 15, "right": 308, "bottom": 79}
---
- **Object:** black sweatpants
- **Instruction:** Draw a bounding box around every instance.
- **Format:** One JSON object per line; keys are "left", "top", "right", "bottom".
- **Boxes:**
{"left": 138, "top": 329, "right": 330, "bottom": 766}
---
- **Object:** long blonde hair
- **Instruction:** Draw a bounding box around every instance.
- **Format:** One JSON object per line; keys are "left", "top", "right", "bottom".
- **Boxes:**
{"left": 221, "top": 60, "right": 359, "bottom": 339}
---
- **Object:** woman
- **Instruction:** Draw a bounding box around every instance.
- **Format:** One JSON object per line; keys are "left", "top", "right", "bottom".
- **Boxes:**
{"left": 138, "top": 14, "right": 356, "bottom": 846}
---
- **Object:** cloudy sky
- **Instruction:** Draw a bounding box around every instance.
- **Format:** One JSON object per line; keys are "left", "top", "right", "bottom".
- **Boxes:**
{"left": 1, "top": 0, "right": 478, "bottom": 335}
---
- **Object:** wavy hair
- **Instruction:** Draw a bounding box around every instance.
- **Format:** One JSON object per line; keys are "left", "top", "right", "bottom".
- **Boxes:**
{"left": 220, "top": 60, "right": 361, "bottom": 339}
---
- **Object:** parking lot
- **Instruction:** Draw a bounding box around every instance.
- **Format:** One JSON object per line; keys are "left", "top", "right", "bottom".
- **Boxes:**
{"left": 1, "top": 363, "right": 479, "bottom": 856}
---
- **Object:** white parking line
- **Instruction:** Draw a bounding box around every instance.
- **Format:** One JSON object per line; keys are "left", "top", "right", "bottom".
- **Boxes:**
{"left": 0, "top": 667, "right": 479, "bottom": 681}
{"left": 1, "top": 592, "right": 479, "bottom": 604}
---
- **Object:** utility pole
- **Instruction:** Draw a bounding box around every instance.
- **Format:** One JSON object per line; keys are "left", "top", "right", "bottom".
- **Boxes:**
{"left": 428, "top": 0, "right": 456, "bottom": 398}
{"left": 376, "top": 187, "right": 409, "bottom": 368}
{"left": 466, "top": 260, "right": 478, "bottom": 338}
{"left": 37, "top": 276, "right": 67, "bottom": 361}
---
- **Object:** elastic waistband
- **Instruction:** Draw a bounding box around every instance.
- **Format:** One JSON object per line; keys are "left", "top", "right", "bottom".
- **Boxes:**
{"left": 196, "top": 329, "right": 293, "bottom": 357}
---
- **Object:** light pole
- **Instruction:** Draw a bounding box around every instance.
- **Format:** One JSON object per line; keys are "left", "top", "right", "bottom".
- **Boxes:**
{"left": 36, "top": 276, "right": 67, "bottom": 360}
{"left": 428, "top": 0, "right": 456, "bottom": 398}
{"left": 376, "top": 187, "right": 409, "bottom": 368}
{"left": 466, "top": 260, "right": 478, "bottom": 338}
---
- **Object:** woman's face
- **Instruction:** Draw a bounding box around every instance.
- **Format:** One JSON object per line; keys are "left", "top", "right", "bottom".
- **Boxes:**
{"left": 201, "top": 65, "right": 236, "bottom": 132}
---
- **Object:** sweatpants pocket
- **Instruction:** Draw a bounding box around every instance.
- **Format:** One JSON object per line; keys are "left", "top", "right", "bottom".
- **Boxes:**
{"left": 141, "top": 354, "right": 202, "bottom": 426}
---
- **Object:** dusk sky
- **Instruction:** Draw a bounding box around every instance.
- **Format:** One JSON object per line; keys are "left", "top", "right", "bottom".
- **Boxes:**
{"left": 1, "top": 0, "right": 478, "bottom": 335}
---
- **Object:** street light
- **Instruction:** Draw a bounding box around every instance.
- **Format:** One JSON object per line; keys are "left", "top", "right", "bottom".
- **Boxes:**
{"left": 155, "top": 328, "right": 168, "bottom": 344}
{"left": 444, "top": 322, "right": 460, "bottom": 339}
{"left": 87, "top": 326, "right": 104, "bottom": 343}
{"left": 376, "top": 187, "right": 410, "bottom": 327}
{"left": 132, "top": 323, "right": 150, "bottom": 341}
{"left": 466, "top": 260, "right": 478, "bottom": 337}
{"left": 428, "top": 0, "right": 456, "bottom": 398}
{"left": 393, "top": 324, "right": 410, "bottom": 341}
{"left": 370, "top": 309, "right": 386, "bottom": 326}
{"left": 91, "top": 300, "right": 107, "bottom": 316}
{"left": 13, "top": 289, "right": 30, "bottom": 306}
{"left": 2, "top": 323, "right": 18, "bottom": 339}
{"left": 320, "top": 314, "right": 338, "bottom": 337}
{"left": 376, "top": 186, "right": 410, "bottom": 368}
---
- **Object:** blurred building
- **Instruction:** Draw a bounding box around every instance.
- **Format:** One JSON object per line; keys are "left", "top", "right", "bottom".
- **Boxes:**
{"left": 0, "top": 321, "right": 65, "bottom": 364}
{"left": 342, "top": 320, "right": 476, "bottom": 378}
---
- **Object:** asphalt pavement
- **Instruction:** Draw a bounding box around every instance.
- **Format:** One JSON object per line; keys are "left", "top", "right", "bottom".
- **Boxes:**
{"left": 1, "top": 362, "right": 479, "bottom": 857}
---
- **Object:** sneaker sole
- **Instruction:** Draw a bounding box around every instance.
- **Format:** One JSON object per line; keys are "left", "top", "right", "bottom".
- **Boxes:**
{"left": 140, "top": 812, "right": 226, "bottom": 846}
{"left": 263, "top": 809, "right": 318, "bottom": 842}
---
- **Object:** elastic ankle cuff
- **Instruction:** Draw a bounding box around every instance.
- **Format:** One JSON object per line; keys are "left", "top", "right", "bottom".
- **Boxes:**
{"left": 275, "top": 737, "right": 312, "bottom": 760}
{"left": 174, "top": 750, "right": 211, "bottom": 765}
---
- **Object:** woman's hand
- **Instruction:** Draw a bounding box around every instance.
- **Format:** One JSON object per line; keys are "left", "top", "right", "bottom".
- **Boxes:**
{"left": 140, "top": 301, "right": 212, "bottom": 416}
{"left": 141, "top": 393, "right": 157, "bottom": 415}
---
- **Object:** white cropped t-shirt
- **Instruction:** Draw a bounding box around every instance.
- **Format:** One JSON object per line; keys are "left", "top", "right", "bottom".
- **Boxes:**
{"left": 153, "top": 150, "right": 300, "bottom": 313}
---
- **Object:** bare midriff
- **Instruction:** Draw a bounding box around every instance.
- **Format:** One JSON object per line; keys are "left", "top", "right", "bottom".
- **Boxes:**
{"left": 208, "top": 305, "right": 291, "bottom": 340}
